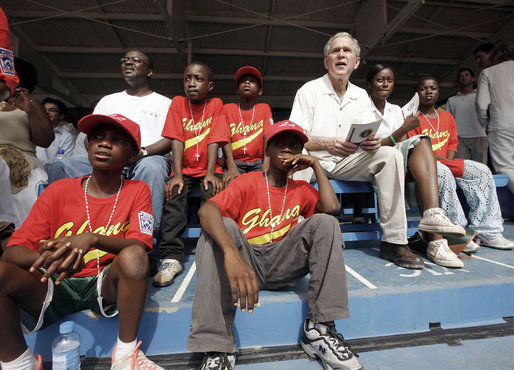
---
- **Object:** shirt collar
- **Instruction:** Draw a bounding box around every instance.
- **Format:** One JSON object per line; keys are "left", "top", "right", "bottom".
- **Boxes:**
{"left": 321, "top": 74, "right": 361, "bottom": 105}
{"left": 456, "top": 88, "right": 477, "bottom": 96}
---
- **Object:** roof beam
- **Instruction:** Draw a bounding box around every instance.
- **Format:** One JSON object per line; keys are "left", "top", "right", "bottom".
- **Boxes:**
{"left": 186, "top": 15, "right": 351, "bottom": 30}
{"left": 398, "top": 27, "right": 493, "bottom": 39}
{"left": 382, "top": 0, "right": 425, "bottom": 45}
{"left": 6, "top": 10, "right": 163, "bottom": 21}
{"left": 10, "top": 25, "right": 84, "bottom": 106}
{"left": 156, "top": 0, "right": 187, "bottom": 58}
{"left": 36, "top": 46, "right": 179, "bottom": 54}
{"left": 35, "top": 44, "right": 461, "bottom": 65}
{"left": 58, "top": 71, "right": 420, "bottom": 86}
{"left": 353, "top": 0, "right": 387, "bottom": 56}
{"left": 366, "top": 55, "right": 460, "bottom": 65}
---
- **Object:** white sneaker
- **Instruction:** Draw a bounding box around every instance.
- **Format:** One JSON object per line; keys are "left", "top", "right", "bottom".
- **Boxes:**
{"left": 418, "top": 208, "right": 466, "bottom": 236}
{"left": 152, "top": 258, "right": 183, "bottom": 287}
{"left": 111, "top": 341, "right": 163, "bottom": 370}
{"left": 301, "top": 318, "right": 363, "bottom": 370}
{"left": 462, "top": 240, "right": 480, "bottom": 253}
{"left": 476, "top": 235, "right": 514, "bottom": 250}
{"left": 427, "top": 239, "right": 463, "bottom": 268}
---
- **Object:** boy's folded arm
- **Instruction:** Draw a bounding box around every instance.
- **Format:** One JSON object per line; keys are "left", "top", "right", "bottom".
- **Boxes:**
{"left": 1, "top": 244, "right": 40, "bottom": 268}
{"left": 75, "top": 233, "right": 148, "bottom": 255}
{"left": 312, "top": 159, "right": 341, "bottom": 214}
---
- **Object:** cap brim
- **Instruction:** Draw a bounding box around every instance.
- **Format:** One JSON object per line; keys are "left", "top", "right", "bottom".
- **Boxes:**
{"left": 78, "top": 114, "right": 140, "bottom": 149}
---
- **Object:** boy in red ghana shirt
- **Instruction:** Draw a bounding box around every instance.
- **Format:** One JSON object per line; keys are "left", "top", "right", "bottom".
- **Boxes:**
{"left": 222, "top": 66, "right": 273, "bottom": 186}
{"left": 0, "top": 114, "right": 162, "bottom": 370}
{"left": 154, "top": 62, "right": 228, "bottom": 287}
{"left": 188, "top": 121, "right": 364, "bottom": 370}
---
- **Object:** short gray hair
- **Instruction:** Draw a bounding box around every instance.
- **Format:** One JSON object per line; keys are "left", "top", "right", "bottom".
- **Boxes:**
{"left": 323, "top": 32, "right": 361, "bottom": 58}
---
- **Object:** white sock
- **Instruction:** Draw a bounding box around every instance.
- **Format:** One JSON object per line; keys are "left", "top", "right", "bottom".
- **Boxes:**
{"left": 113, "top": 338, "right": 137, "bottom": 362}
{"left": 0, "top": 347, "right": 38, "bottom": 370}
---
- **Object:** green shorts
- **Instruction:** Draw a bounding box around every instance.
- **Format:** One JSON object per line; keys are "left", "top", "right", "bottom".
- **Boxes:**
{"left": 20, "top": 265, "right": 117, "bottom": 334}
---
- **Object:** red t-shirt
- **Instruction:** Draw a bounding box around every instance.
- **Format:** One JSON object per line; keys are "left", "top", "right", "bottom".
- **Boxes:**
{"left": 162, "top": 96, "right": 228, "bottom": 177}
{"left": 209, "top": 171, "right": 319, "bottom": 245}
{"left": 0, "top": 9, "right": 19, "bottom": 97}
{"left": 8, "top": 177, "right": 153, "bottom": 278}
{"left": 408, "top": 110, "right": 464, "bottom": 177}
{"left": 223, "top": 103, "right": 273, "bottom": 162}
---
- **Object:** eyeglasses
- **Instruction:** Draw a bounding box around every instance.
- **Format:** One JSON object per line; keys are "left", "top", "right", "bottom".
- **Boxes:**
{"left": 120, "top": 56, "right": 149, "bottom": 66}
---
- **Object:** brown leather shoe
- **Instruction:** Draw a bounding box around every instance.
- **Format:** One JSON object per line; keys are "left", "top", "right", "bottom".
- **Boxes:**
{"left": 379, "top": 241, "right": 424, "bottom": 269}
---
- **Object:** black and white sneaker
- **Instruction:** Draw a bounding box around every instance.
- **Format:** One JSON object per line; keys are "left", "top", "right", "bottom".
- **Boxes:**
{"left": 199, "top": 352, "right": 235, "bottom": 370}
{"left": 301, "top": 318, "right": 363, "bottom": 370}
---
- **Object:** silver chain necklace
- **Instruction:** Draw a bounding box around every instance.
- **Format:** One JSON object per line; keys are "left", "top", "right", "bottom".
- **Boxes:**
{"left": 237, "top": 104, "right": 255, "bottom": 154}
{"left": 264, "top": 171, "right": 288, "bottom": 243}
{"left": 188, "top": 100, "right": 207, "bottom": 161}
{"left": 84, "top": 175, "right": 123, "bottom": 275}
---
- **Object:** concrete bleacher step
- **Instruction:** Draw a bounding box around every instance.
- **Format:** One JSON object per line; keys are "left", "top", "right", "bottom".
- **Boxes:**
{"left": 26, "top": 233, "right": 514, "bottom": 362}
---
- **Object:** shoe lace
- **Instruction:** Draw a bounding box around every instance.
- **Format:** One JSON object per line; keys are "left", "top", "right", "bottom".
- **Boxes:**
{"left": 161, "top": 261, "right": 177, "bottom": 271}
{"left": 326, "top": 325, "right": 359, "bottom": 359}
{"left": 129, "top": 341, "right": 159, "bottom": 370}
{"left": 201, "top": 352, "right": 233, "bottom": 369}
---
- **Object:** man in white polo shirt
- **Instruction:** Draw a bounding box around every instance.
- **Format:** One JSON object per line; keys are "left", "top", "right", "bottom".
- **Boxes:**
{"left": 290, "top": 32, "right": 423, "bottom": 270}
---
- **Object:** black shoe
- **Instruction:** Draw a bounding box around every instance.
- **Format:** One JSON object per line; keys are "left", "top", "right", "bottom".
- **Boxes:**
{"left": 408, "top": 231, "right": 428, "bottom": 254}
{"left": 199, "top": 352, "right": 235, "bottom": 370}
{"left": 301, "top": 318, "right": 363, "bottom": 370}
{"left": 379, "top": 241, "right": 424, "bottom": 269}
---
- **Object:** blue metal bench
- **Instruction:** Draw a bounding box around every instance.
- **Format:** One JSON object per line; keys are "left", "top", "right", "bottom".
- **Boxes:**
{"left": 38, "top": 174, "right": 510, "bottom": 241}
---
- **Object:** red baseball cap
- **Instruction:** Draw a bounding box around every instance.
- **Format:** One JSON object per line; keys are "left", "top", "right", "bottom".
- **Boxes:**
{"left": 236, "top": 66, "right": 263, "bottom": 88}
{"left": 78, "top": 113, "right": 141, "bottom": 149}
{"left": 267, "top": 120, "right": 308, "bottom": 145}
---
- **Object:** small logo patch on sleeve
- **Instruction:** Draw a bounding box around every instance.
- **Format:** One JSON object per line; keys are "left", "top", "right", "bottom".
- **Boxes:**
{"left": 138, "top": 211, "right": 154, "bottom": 235}
{"left": 0, "top": 48, "right": 15, "bottom": 76}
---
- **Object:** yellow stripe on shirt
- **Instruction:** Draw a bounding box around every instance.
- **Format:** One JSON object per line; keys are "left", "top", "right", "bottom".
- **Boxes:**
{"left": 184, "top": 128, "right": 211, "bottom": 150}
{"left": 231, "top": 128, "right": 263, "bottom": 151}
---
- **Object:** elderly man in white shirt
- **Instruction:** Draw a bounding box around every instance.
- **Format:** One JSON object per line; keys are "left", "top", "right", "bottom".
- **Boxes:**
{"left": 476, "top": 43, "right": 514, "bottom": 193}
{"left": 290, "top": 32, "right": 423, "bottom": 270}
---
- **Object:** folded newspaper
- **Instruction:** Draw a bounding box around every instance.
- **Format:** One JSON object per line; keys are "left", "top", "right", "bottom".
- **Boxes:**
{"left": 345, "top": 118, "right": 382, "bottom": 144}
{"left": 402, "top": 92, "right": 419, "bottom": 118}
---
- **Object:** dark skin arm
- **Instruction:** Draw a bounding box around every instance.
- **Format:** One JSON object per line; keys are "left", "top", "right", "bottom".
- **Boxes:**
{"left": 222, "top": 142, "right": 240, "bottom": 187}
{"left": 32, "top": 233, "right": 147, "bottom": 284}
{"left": 282, "top": 154, "right": 340, "bottom": 214}
{"left": 381, "top": 114, "right": 420, "bottom": 146}
{"left": 14, "top": 88, "right": 54, "bottom": 147}
{"left": 198, "top": 201, "right": 259, "bottom": 313}
{"left": 137, "top": 138, "right": 172, "bottom": 159}
{"left": 436, "top": 149, "right": 455, "bottom": 161}
{"left": 203, "top": 142, "right": 223, "bottom": 195}
{"left": 2, "top": 245, "right": 39, "bottom": 269}
{"left": 164, "top": 139, "right": 185, "bottom": 201}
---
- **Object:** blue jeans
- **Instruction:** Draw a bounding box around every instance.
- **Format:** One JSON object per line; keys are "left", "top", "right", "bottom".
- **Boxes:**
{"left": 47, "top": 155, "right": 170, "bottom": 230}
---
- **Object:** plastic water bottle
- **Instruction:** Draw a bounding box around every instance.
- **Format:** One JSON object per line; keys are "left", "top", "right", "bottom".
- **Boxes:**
{"left": 55, "top": 148, "right": 65, "bottom": 160}
{"left": 52, "top": 321, "right": 81, "bottom": 370}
